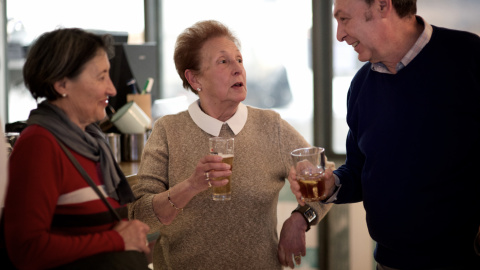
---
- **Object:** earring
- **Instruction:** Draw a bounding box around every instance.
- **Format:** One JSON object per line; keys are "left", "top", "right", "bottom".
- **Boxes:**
{"left": 62, "top": 93, "right": 67, "bottom": 98}
{"left": 197, "top": 88, "right": 202, "bottom": 92}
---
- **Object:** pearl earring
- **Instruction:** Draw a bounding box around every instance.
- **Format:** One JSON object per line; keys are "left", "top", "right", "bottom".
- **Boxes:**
{"left": 62, "top": 93, "right": 67, "bottom": 98}
{"left": 197, "top": 88, "right": 202, "bottom": 92}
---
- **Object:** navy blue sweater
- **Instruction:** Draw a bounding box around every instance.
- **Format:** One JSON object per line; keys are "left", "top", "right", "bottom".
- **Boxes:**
{"left": 334, "top": 26, "right": 480, "bottom": 268}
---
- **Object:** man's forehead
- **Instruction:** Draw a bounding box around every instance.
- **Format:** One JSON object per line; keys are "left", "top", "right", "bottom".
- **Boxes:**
{"left": 333, "top": 0, "right": 365, "bottom": 17}
{"left": 333, "top": 0, "right": 346, "bottom": 13}
{"left": 333, "top": 1, "right": 346, "bottom": 18}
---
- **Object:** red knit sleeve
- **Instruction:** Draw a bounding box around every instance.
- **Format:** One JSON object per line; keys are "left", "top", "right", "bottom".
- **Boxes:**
{"left": 4, "top": 126, "right": 125, "bottom": 269}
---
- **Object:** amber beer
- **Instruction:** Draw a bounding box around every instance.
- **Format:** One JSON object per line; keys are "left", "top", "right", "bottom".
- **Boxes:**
{"left": 297, "top": 172, "right": 326, "bottom": 201}
{"left": 211, "top": 154, "right": 234, "bottom": 201}
{"left": 209, "top": 136, "right": 234, "bottom": 201}
{"left": 291, "top": 147, "right": 326, "bottom": 202}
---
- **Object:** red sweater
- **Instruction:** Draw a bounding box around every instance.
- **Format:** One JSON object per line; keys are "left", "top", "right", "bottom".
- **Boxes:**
{"left": 4, "top": 125, "right": 125, "bottom": 270}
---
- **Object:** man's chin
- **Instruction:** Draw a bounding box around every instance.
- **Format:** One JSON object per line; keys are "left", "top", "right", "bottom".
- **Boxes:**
{"left": 357, "top": 55, "right": 370, "bottom": 63}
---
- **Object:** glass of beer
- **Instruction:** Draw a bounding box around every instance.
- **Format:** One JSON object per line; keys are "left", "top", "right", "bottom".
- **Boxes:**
{"left": 208, "top": 137, "right": 234, "bottom": 201}
{"left": 290, "top": 147, "right": 326, "bottom": 202}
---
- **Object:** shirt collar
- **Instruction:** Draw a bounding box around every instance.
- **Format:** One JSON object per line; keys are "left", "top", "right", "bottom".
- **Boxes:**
{"left": 188, "top": 100, "right": 248, "bottom": 136}
{"left": 371, "top": 16, "right": 433, "bottom": 74}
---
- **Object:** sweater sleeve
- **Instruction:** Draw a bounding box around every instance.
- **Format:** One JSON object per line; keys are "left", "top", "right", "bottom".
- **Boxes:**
{"left": 128, "top": 116, "right": 169, "bottom": 231}
{"left": 5, "top": 128, "right": 125, "bottom": 270}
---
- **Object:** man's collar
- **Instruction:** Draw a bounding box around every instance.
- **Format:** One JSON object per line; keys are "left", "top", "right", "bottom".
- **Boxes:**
{"left": 371, "top": 16, "right": 432, "bottom": 74}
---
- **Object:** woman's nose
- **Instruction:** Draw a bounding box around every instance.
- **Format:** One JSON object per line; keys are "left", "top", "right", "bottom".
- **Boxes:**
{"left": 107, "top": 77, "right": 117, "bottom": 96}
{"left": 233, "top": 62, "right": 244, "bottom": 75}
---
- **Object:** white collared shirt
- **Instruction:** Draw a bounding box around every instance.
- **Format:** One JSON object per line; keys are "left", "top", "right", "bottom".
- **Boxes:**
{"left": 188, "top": 100, "right": 248, "bottom": 136}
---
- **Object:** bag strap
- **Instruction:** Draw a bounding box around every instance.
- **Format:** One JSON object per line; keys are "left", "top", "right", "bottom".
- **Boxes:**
{"left": 54, "top": 137, "right": 122, "bottom": 222}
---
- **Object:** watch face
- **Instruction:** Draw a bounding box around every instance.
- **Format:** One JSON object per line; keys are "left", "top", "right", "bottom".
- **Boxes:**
{"left": 305, "top": 209, "right": 316, "bottom": 222}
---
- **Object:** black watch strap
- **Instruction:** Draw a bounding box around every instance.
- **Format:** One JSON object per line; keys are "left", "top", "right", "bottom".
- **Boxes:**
{"left": 292, "top": 204, "right": 317, "bottom": 232}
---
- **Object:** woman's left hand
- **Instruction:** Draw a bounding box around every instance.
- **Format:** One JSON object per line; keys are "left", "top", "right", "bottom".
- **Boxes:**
{"left": 287, "top": 166, "right": 305, "bottom": 206}
{"left": 288, "top": 160, "right": 337, "bottom": 205}
{"left": 278, "top": 214, "right": 307, "bottom": 269}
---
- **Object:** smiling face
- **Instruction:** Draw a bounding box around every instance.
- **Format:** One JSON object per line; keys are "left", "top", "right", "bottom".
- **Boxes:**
{"left": 334, "top": 0, "right": 386, "bottom": 63}
{"left": 192, "top": 36, "right": 247, "bottom": 118}
{"left": 54, "top": 49, "right": 116, "bottom": 130}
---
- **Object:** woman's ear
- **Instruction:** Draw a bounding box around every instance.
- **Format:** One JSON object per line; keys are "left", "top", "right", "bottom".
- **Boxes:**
{"left": 185, "top": 69, "right": 201, "bottom": 90}
{"left": 53, "top": 78, "right": 68, "bottom": 96}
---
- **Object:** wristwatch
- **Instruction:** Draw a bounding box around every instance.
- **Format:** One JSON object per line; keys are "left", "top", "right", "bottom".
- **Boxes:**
{"left": 291, "top": 204, "right": 317, "bottom": 232}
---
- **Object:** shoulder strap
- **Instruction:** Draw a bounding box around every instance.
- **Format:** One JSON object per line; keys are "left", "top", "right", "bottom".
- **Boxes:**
{"left": 54, "top": 137, "right": 122, "bottom": 222}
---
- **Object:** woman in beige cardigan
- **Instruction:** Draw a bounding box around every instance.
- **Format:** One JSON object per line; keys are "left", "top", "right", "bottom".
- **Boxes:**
{"left": 128, "top": 20, "right": 332, "bottom": 270}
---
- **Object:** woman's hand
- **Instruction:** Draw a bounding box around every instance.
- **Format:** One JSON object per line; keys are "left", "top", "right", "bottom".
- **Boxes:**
{"left": 278, "top": 213, "right": 307, "bottom": 269}
{"left": 287, "top": 166, "right": 305, "bottom": 206}
{"left": 287, "top": 160, "right": 337, "bottom": 205}
{"left": 153, "top": 154, "right": 232, "bottom": 225}
{"left": 187, "top": 154, "right": 231, "bottom": 192}
{"left": 114, "top": 220, "right": 150, "bottom": 253}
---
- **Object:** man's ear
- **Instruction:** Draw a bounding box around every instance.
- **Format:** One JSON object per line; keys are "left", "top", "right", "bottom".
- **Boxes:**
{"left": 377, "top": 0, "right": 392, "bottom": 18}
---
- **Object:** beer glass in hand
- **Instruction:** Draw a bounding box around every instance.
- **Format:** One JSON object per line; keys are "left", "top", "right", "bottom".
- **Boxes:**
{"left": 290, "top": 147, "right": 326, "bottom": 202}
{"left": 209, "top": 137, "right": 234, "bottom": 201}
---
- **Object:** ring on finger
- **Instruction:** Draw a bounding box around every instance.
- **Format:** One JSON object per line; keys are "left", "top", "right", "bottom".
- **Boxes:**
{"left": 294, "top": 254, "right": 301, "bottom": 262}
{"left": 204, "top": 172, "right": 210, "bottom": 181}
{"left": 208, "top": 180, "right": 212, "bottom": 188}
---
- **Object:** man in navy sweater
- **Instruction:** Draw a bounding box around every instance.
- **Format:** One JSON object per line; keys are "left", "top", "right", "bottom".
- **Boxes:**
{"left": 287, "top": 0, "right": 480, "bottom": 269}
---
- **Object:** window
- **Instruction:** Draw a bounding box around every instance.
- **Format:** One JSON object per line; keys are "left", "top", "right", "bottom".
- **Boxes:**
{"left": 6, "top": 0, "right": 144, "bottom": 123}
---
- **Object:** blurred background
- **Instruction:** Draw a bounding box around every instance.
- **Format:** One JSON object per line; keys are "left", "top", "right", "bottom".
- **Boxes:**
{"left": 1, "top": 0, "right": 479, "bottom": 269}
